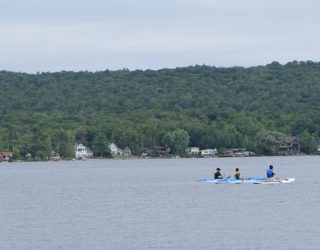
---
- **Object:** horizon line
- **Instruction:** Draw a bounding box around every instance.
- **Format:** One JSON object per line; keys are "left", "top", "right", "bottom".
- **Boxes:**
{"left": 1, "top": 60, "right": 319, "bottom": 75}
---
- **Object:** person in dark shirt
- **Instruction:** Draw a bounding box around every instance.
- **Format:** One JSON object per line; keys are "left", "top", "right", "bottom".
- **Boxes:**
{"left": 214, "top": 168, "right": 223, "bottom": 179}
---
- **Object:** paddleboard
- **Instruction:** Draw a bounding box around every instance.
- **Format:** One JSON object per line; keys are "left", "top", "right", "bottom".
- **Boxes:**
{"left": 253, "top": 178, "right": 295, "bottom": 184}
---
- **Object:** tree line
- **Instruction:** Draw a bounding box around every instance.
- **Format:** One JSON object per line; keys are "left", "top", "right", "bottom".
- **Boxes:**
{"left": 0, "top": 61, "right": 320, "bottom": 160}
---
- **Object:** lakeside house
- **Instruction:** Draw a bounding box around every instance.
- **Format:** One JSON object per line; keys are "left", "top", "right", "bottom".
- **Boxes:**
{"left": 109, "top": 143, "right": 122, "bottom": 156}
{"left": 109, "top": 143, "right": 131, "bottom": 157}
{"left": 222, "top": 148, "right": 251, "bottom": 157}
{"left": 123, "top": 146, "right": 131, "bottom": 157}
{"left": 186, "top": 147, "right": 200, "bottom": 155}
{"left": 200, "top": 148, "right": 217, "bottom": 157}
{"left": 51, "top": 151, "right": 61, "bottom": 161}
{"left": 74, "top": 144, "right": 93, "bottom": 160}
{"left": 152, "top": 145, "right": 171, "bottom": 155}
{"left": 277, "top": 136, "right": 300, "bottom": 155}
{"left": 1, "top": 152, "right": 13, "bottom": 161}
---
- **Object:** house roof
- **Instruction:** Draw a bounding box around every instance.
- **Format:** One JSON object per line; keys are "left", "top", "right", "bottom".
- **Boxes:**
{"left": 282, "top": 136, "right": 299, "bottom": 144}
{"left": 2, "top": 152, "right": 13, "bottom": 157}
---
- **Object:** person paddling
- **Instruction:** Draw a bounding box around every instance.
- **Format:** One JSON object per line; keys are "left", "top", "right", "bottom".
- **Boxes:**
{"left": 214, "top": 168, "right": 224, "bottom": 179}
{"left": 234, "top": 167, "right": 241, "bottom": 179}
{"left": 266, "top": 165, "right": 275, "bottom": 181}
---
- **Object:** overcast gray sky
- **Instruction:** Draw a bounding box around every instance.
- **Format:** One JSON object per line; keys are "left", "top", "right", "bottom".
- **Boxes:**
{"left": 0, "top": 0, "right": 319, "bottom": 73}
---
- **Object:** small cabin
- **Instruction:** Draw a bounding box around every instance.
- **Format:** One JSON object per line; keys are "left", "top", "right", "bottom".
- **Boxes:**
{"left": 277, "top": 136, "right": 300, "bottom": 155}
{"left": 186, "top": 147, "right": 200, "bottom": 155}
{"left": 1, "top": 152, "right": 13, "bottom": 161}
{"left": 123, "top": 146, "right": 131, "bottom": 156}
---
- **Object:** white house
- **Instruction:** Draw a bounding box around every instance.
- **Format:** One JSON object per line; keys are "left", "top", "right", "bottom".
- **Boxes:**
{"left": 109, "top": 143, "right": 131, "bottom": 157}
{"left": 74, "top": 144, "right": 93, "bottom": 160}
{"left": 109, "top": 143, "right": 122, "bottom": 156}
{"left": 200, "top": 148, "right": 217, "bottom": 157}
{"left": 186, "top": 147, "right": 200, "bottom": 155}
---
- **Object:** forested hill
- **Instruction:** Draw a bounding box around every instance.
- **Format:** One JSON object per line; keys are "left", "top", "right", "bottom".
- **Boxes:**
{"left": 1, "top": 61, "right": 320, "bottom": 159}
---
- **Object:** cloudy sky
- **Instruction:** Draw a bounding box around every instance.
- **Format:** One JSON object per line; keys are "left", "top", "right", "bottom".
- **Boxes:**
{"left": 1, "top": 0, "right": 319, "bottom": 73}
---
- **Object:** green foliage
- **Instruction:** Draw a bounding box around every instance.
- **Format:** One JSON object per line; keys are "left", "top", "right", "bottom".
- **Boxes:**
{"left": 299, "top": 130, "right": 317, "bottom": 154}
{"left": 163, "top": 129, "right": 190, "bottom": 155}
{"left": 1, "top": 61, "right": 320, "bottom": 158}
{"left": 92, "top": 132, "right": 111, "bottom": 157}
{"left": 255, "top": 130, "right": 286, "bottom": 155}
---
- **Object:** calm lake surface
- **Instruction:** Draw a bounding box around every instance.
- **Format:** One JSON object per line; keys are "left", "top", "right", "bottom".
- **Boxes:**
{"left": 1, "top": 156, "right": 320, "bottom": 250}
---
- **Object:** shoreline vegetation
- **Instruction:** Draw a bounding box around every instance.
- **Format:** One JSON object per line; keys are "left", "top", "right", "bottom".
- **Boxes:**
{"left": 1, "top": 61, "right": 320, "bottom": 161}
{"left": 0, "top": 151, "right": 313, "bottom": 163}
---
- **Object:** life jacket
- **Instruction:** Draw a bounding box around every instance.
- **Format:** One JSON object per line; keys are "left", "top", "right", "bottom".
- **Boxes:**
{"left": 234, "top": 171, "right": 240, "bottom": 179}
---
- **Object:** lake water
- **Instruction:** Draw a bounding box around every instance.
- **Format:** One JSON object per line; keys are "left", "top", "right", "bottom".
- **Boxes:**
{"left": 1, "top": 156, "right": 320, "bottom": 250}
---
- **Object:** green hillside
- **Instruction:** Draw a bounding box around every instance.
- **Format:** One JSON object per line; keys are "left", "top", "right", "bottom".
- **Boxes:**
{"left": 1, "top": 61, "right": 320, "bottom": 159}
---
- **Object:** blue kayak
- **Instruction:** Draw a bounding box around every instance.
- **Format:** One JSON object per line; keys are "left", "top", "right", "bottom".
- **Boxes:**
{"left": 197, "top": 177, "right": 267, "bottom": 184}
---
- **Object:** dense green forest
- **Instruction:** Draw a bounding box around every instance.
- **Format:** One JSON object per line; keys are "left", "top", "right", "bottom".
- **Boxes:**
{"left": 1, "top": 61, "right": 320, "bottom": 160}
